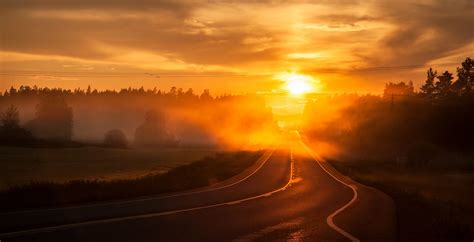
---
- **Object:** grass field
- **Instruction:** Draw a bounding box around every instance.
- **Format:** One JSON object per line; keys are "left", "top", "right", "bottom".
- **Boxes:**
{"left": 327, "top": 158, "right": 474, "bottom": 242}
{"left": 0, "top": 150, "right": 262, "bottom": 211}
{"left": 0, "top": 146, "right": 219, "bottom": 190}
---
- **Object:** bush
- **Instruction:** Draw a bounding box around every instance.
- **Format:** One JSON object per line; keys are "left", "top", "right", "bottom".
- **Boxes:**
{"left": 104, "top": 129, "right": 128, "bottom": 148}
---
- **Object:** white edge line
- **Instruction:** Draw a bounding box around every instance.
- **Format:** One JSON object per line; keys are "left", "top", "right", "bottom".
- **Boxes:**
{"left": 0, "top": 148, "right": 276, "bottom": 215}
{"left": 0, "top": 149, "right": 294, "bottom": 239}
{"left": 299, "top": 137, "right": 361, "bottom": 242}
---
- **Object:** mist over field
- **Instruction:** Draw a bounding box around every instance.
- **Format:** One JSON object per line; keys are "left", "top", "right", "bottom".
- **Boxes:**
{"left": 0, "top": 88, "right": 279, "bottom": 148}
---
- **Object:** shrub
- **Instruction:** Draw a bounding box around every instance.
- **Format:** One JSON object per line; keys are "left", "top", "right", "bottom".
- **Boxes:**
{"left": 104, "top": 129, "right": 128, "bottom": 148}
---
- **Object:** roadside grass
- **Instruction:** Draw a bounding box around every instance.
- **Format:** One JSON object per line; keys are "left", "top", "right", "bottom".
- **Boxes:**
{"left": 0, "top": 146, "right": 218, "bottom": 190}
{"left": 327, "top": 158, "right": 474, "bottom": 242}
{"left": 0, "top": 150, "right": 262, "bottom": 211}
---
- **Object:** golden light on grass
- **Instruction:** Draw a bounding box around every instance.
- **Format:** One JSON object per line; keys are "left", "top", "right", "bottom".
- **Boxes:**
{"left": 276, "top": 73, "right": 318, "bottom": 95}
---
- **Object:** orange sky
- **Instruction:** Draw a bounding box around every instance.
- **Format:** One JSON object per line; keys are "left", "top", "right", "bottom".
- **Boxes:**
{"left": 1, "top": 0, "right": 473, "bottom": 94}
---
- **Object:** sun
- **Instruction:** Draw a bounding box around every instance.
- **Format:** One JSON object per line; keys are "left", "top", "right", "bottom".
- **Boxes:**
{"left": 278, "top": 73, "right": 315, "bottom": 95}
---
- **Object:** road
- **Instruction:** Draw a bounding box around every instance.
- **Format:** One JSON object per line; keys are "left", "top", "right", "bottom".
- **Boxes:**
{"left": 0, "top": 136, "right": 396, "bottom": 241}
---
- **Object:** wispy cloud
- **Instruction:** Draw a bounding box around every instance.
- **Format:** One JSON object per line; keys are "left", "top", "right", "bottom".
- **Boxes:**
{"left": 1, "top": 0, "right": 472, "bottom": 92}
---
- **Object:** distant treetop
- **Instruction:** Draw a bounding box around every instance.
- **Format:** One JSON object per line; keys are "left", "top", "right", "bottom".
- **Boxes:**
{"left": 420, "top": 57, "right": 473, "bottom": 98}
{"left": 1, "top": 85, "right": 224, "bottom": 101}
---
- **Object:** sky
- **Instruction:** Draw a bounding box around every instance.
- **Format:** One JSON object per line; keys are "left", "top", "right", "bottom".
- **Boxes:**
{"left": 1, "top": 0, "right": 473, "bottom": 94}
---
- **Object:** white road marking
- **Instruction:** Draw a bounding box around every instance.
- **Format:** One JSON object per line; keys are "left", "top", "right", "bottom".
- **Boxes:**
{"left": 0, "top": 150, "right": 294, "bottom": 239}
{"left": 299, "top": 137, "right": 361, "bottom": 242}
{"left": 0, "top": 148, "right": 275, "bottom": 216}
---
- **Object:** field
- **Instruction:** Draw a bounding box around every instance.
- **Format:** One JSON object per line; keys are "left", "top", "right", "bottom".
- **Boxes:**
{"left": 0, "top": 150, "right": 262, "bottom": 210}
{"left": 0, "top": 146, "right": 219, "bottom": 190}
{"left": 328, "top": 158, "right": 474, "bottom": 242}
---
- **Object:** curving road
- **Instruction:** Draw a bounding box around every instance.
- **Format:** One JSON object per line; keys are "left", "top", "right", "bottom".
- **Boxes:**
{"left": 0, "top": 135, "right": 396, "bottom": 242}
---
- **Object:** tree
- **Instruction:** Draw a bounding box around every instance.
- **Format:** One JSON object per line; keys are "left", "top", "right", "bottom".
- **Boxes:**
{"left": 169, "top": 87, "right": 177, "bottom": 97}
{"left": 134, "top": 110, "right": 177, "bottom": 147}
{"left": 104, "top": 129, "right": 128, "bottom": 148}
{"left": 177, "top": 88, "right": 184, "bottom": 98}
{"left": 1, "top": 105, "right": 20, "bottom": 128}
{"left": 0, "top": 105, "right": 34, "bottom": 146}
{"left": 383, "top": 81, "right": 414, "bottom": 98}
{"left": 185, "top": 88, "right": 194, "bottom": 96}
{"left": 86, "top": 85, "right": 92, "bottom": 95}
{"left": 453, "top": 57, "right": 473, "bottom": 96}
{"left": 200, "top": 89, "right": 213, "bottom": 101}
{"left": 420, "top": 68, "right": 437, "bottom": 97}
{"left": 26, "top": 96, "right": 73, "bottom": 141}
{"left": 434, "top": 71, "right": 454, "bottom": 98}
{"left": 9, "top": 87, "right": 17, "bottom": 96}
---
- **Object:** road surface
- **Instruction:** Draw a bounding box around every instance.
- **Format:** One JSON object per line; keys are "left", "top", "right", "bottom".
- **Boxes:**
{"left": 0, "top": 136, "right": 396, "bottom": 241}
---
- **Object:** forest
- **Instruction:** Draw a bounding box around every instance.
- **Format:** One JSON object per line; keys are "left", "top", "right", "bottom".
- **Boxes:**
{"left": 304, "top": 57, "right": 474, "bottom": 167}
{"left": 0, "top": 86, "right": 278, "bottom": 149}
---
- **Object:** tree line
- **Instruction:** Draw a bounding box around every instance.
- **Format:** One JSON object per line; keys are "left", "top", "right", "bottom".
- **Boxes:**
{"left": 0, "top": 86, "right": 275, "bottom": 149}
{"left": 1, "top": 85, "right": 215, "bottom": 101}
{"left": 0, "top": 96, "right": 179, "bottom": 148}
{"left": 304, "top": 57, "right": 474, "bottom": 168}
{"left": 383, "top": 57, "right": 473, "bottom": 98}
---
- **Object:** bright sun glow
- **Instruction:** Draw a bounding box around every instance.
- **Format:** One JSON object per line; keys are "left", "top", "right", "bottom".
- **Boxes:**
{"left": 278, "top": 73, "right": 315, "bottom": 95}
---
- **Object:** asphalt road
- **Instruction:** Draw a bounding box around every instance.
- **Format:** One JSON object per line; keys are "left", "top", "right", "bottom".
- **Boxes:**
{"left": 0, "top": 136, "right": 396, "bottom": 242}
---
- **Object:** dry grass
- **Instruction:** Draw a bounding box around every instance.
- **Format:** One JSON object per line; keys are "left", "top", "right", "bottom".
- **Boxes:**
{"left": 328, "top": 158, "right": 474, "bottom": 242}
{"left": 0, "top": 146, "right": 219, "bottom": 190}
{"left": 0, "top": 150, "right": 262, "bottom": 211}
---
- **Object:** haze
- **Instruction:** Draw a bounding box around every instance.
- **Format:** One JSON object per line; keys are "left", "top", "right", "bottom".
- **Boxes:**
{"left": 0, "top": 1, "right": 473, "bottom": 241}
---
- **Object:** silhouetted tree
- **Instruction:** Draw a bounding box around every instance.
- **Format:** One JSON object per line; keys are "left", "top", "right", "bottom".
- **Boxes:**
{"left": 104, "top": 129, "right": 128, "bottom": 148}
{"left": 1, "top": 105, "right": 20, "bottom": 128}
{"left": 169, "top": 87, "right": 177, "bottom": 97}
{"left": 434, "top": 71, "right": 454, "bottom": 98}
{"left": 134, "top": 110, "right": 177, "bottom": 147}
{"left": 9, "top": 87, "right": 17, "bottom": 96}
{"left": 177, "top": 88, "right": 184, "bottom": 98}
{"left": 185, "top": 88, "right": 194, "bottom": 96}
{"left": 420, "top": 68, "right": 437, "bottom": 97}
{"left": 26, "top": 96, "right": 73, "bottom": 141}
{"left": 86, "top": 85, "right": 92, "bottom": 95}
{"left": 383, "top": 81, "right": 414, "bottom": 98}
{"left": 200, "top": 89, "right": 213, "bottom": 101}
{"left": 0, "top": 105, "right": 34, "bottom": 145}
{"left": 0, "top": 84, "right": 214, "bottom": 102}
{"left": 452, "top": 57, "right": 473, "bottom": 96}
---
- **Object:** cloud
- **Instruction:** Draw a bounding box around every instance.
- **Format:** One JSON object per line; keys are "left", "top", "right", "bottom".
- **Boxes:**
{"left": 0, "top": 0, "right": 473, "bottom": 93}
{"left": 363, "top": 0, "right": 474, "bottom": 66}
{"left": 0, "top": 2, "right": 285, "bottom": 67}
{"left": 0, "top": 0, "right": 195, "bottom": 13}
